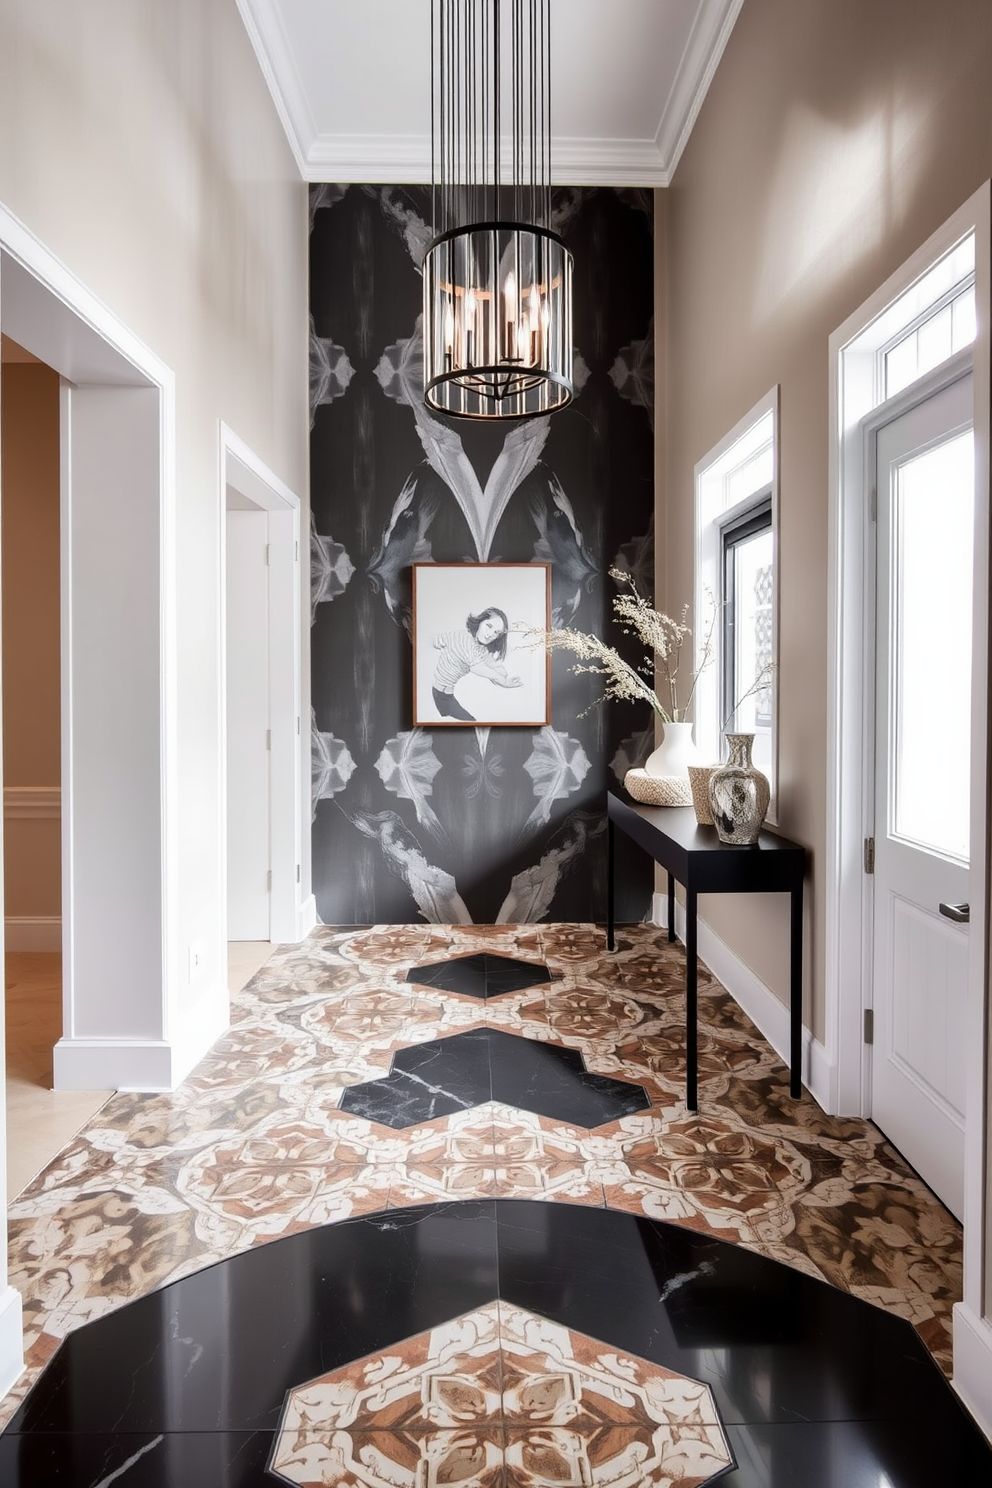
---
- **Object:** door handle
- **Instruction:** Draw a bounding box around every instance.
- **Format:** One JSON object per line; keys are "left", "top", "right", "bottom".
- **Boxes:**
{"left": 939, "top": 901, "right": 970, "bottom": 924}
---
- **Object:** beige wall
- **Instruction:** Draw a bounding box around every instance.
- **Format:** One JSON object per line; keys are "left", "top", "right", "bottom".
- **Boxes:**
{"left": 0, "top": 0, "right": 308, "bottom": 981}
{"left": 660, "top": 0, "right": 992, "bottom": 1036}
{"left": 0, "top": 359, "right": 61, "bottom": 917}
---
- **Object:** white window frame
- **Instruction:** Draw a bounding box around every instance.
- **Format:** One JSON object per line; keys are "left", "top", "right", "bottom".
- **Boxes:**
{"left": 694, "top": 387, "right": 780, "bottom": 820}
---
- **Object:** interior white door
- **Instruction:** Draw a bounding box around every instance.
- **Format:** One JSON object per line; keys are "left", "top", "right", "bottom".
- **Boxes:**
{"left": 226, "top": 506, "right": 271, "bottom": 940}
{"left": 871, "top": 373, "right": 973, "bottom": 1219}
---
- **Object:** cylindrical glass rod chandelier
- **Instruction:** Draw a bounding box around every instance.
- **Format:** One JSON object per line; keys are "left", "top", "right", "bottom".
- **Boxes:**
{"left": 423, "top": 0, "right": 573, "bottom": 421}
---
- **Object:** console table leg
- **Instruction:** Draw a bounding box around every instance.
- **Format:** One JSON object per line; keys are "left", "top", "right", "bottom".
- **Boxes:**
{"left": 790, "top": 884, "right": 803, "bottom": 1098}
{"left": 667, "top": 872, "right": 676, "bottom": 943}
{"left": 686, "top": 886, "right": 698, "bottom": 1111}
{"left": 607, "top": 818, "right": 616, "bottom": 951}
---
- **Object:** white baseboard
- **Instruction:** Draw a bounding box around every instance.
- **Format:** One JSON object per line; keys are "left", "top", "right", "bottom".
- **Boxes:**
{"left": 0, "top": 1287, "right": 24, "bottom": 1400}
{"left": 296, "top": 892, "right": 317, "bottom": 941}
{"left": 53, "top": 984, "right": 229, "bottom": 1092}
{"left": 953, "top": 1303, "right": 992, "bottom": 1441}
{"left": 5, "top": 916, "right": 61, "bottom": 951}
{"left": 650, "top": 890, "right": 834, "bottom": 1110}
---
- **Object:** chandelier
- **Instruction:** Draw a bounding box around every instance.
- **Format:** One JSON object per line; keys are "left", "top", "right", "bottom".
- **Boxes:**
{"left": 423, "top": 0, "right": 574, "bottom": 421}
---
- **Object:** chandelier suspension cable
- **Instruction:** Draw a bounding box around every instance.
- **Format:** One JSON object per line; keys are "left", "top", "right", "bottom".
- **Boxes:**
{"left": 423, "top": 0, "right": 573, "bottom": 420}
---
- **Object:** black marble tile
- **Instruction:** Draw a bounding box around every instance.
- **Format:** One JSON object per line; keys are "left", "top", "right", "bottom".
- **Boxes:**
{"left": 481, "top": 953, "right": 552, "bottom": 995}
{"left": 339, "top": 1029, "right": 492, "bottom": 1127}
{"left": 492, "top": 1202, "right": 974, "bottom": 1432}
{"left": 487, "top": 1028, "right": 651, "bottom": 1126}
{"left": 720, "top": 1418, "right": 992, "bottom": 1488}
{"left": 8, "top": 1203, "right": 498, "bottom": 1436}
{"left": 7, "top": 1202, "right": 991, "bottom": 1488}
{"left": 339, "top": 1027, "right": 649, "bottom": 1130}
{"left": 0, "top": 1432, "right": 276, "bottom": 1487}
{"left": 407, "top": 954, "right": 488, "bottom": 998}
{"left": 406, "top": 952, "right": 551, "bottom": 999}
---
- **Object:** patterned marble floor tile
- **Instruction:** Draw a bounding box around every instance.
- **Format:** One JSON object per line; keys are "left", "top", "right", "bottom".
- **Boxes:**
{"left": 176, "top": 1125, "right": 394, "bottom": 1244}
{"left": 0, "top": 918, "right": 965, "bottom": 1427}
{"left": 269, "top": 1299, "right": 731, "bottom": 1488}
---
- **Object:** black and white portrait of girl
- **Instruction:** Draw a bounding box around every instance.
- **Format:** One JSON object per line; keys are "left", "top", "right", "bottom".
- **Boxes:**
{"left": 413, "top": 564, "right": 550, "bottom": 726}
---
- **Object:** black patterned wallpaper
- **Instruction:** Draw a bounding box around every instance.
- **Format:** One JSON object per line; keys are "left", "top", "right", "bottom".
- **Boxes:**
{"left": 310, "top": 184, "right": 655, "bottom": 926}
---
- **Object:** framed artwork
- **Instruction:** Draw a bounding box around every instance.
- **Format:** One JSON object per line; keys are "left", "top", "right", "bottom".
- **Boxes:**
{"left": 412, "top": 563, "right": 551, "bottom": 727}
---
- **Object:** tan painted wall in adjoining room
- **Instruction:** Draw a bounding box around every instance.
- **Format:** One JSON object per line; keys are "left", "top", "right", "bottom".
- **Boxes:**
{"left": 659, "top": 0, "right": 992, "bottom": 1041}
{"left": 1, "top": 359, "right": 60, "bottom": 917}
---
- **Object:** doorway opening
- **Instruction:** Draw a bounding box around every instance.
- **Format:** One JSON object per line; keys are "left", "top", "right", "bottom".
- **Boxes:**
{"left": 1, "top": 334, "right": 111, "bottom": 1200}
{"left": 220, "top": 425, "right": 303, "bottom": 987}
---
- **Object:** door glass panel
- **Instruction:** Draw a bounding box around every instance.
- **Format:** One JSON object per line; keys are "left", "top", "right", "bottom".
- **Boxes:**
{"left": 892, "top": 429, "right": 973, "bottom": 860}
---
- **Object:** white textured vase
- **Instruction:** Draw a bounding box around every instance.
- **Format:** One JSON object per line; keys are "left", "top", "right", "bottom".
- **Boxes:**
{"left": 644, "top": 720, "right": 702, "bottom": 780}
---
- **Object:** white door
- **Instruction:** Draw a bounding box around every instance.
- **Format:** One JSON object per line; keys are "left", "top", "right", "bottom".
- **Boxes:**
{"left": 226, "top": 505, "right": 271, "bottom": 940}
{"left": 871, "top": 373, "right": 973, "bottom": 1219}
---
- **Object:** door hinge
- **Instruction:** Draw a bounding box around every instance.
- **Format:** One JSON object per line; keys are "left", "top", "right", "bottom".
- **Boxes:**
{"left": 296, "top": 864, "right": 301, "bottom": 884}
{"left": 295, "top": 540, "right": 299, "bottom": 562}
{"left": 864, "top": 1008, "right": 874, "bottom": 1045}
{"left": 266, "top": 869, "right": 272, "bottom": 891}
{"left": 264, "top": 543, "right": 271, "bottom": 566}
{"left": 864, "top": 836, "right": 875, "bottom": 874}
{"left": 265, "top": 728, "right": 272, "bottom": 751}
{"left": 869, "top": 484, "right": 877, "bottom": 522}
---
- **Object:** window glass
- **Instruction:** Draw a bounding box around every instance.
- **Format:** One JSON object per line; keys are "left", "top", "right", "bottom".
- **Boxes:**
{"left": 694, "top": 393, "right": 778, "bottom": 808}
{"left": 722, "top": 501, "right": 774, "bottom": 778}
{"left": 892, "top": 429, "right": 973, "bottom": 860}
{"left": 883, "top": 282, "right": 975, "bottom": 399}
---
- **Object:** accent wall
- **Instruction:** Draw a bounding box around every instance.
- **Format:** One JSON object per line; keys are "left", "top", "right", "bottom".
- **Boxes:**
{"left": 310, "top": 185, "right": 655, "bottom": 925}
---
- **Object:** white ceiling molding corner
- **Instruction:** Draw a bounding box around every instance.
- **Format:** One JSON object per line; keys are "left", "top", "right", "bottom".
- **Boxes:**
{"left": 235, "top": 0, "right": 315, "bottom": 178}
{"left": 304, "top": 134, "right": 433, "bottom": 186}
{"left": 655, "top": 0, "right": 746, "bottom": 180}
{"left": 552, "top": 138, "right": 671, "bottom": 189}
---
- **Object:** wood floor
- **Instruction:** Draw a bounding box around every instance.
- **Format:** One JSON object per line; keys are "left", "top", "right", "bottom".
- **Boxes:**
{"left": 4, "top": 943, "right": 273, "bottom": 1201}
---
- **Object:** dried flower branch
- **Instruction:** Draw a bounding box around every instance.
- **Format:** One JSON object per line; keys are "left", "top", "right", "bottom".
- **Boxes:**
{"left": 531, "top": 569, "right": 716, "bottom": 723}
{"left": 722, "top": 660, "right": 777, "bottom": 733}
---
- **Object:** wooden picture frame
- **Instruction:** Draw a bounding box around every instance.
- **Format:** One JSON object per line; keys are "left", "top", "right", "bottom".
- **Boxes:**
{"left": 412, "top": 563, "right": 551, "bottom": 727}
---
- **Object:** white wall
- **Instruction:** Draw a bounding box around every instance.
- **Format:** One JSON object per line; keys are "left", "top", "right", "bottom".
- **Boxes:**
{"left": 0, "top": 0, "right": 309, "bottom": 1028}
{"left": 0, "top": 0, "right": 309, "bottom": 1386}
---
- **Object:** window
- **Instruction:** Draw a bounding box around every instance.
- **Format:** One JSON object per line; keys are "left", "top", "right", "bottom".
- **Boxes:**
{"left": 868, "top": 233, "right": 976, "bottom": 402}
{"left": 721, "top": 495, "right": 773, "bottom": 771}
{"left": 694, "top": 390, "right": 779, "bottom": 809}
{"left": 881, "top": 278, "right": 975, "bottom": 399}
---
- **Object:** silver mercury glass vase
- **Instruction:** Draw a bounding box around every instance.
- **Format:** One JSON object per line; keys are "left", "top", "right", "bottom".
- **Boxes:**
{"left": 707, "top": 733, "right": 771, "bottom": 845}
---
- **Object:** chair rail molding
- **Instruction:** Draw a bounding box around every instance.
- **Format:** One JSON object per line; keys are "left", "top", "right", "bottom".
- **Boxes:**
{"left": 3, "top": 786, "right": 60, "bottom": 819}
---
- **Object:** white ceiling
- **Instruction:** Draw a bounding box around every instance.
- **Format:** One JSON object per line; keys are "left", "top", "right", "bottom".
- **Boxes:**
{"left": 235, "top": 0, "right": 744, "bottom": 186}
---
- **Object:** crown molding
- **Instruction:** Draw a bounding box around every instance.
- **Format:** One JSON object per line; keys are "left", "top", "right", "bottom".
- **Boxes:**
{"left": 304, "top": 134, "right": 431, "bottom": 185}
{"left": 656, "top": 0, "right": 745, "bottom": 180}
{"left": 301, "top": 133, "right": 669, "bottom": 187}
{"left": 235, "top": 0, "right": 314, "bottom": 178}
{"left": 239, "top": 0, "right": 745, "bottom": 188}
{"left": 552, "top": 138, "right": 671, "bottom": 188}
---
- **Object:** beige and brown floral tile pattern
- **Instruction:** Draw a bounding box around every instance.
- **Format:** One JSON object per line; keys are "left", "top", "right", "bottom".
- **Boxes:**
{"left": 269, "top": 1300, "right": 732, "bottom": 1488}
{"left": 2, "top": 923, "right": 963, "bottom": 1427}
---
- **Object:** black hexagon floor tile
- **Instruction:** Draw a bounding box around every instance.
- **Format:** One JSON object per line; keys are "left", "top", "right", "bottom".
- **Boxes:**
{"left": 338, "top": 1027, "right": 650, "bottom": 1129}
{"left": 405, "top": 953, "right": 551, "bottom": 999}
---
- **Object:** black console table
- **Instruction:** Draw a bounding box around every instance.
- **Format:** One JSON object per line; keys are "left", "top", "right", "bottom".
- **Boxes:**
{"left": 607, "top": 793, "right": 807, "bottom": 1110}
